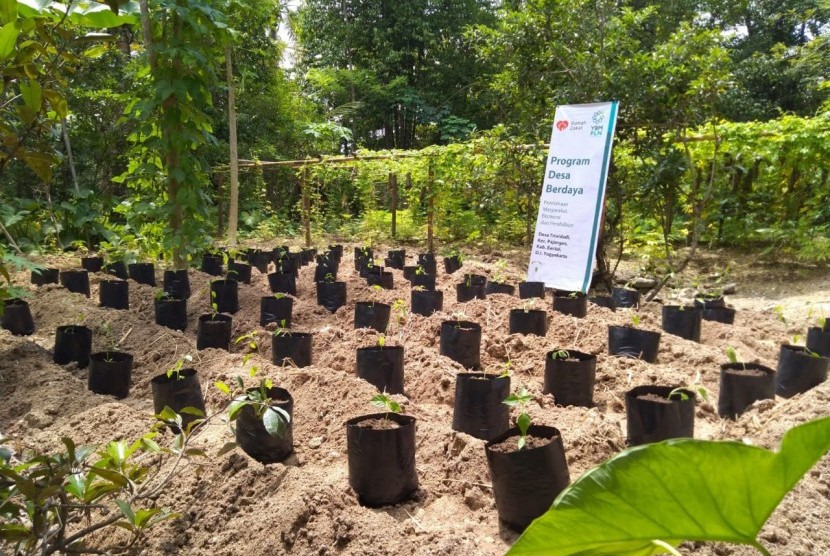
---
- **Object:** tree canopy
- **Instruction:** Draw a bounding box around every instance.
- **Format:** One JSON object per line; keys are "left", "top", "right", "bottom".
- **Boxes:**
{"left": 0, "top": 0, "right": 828, "bottom": 273}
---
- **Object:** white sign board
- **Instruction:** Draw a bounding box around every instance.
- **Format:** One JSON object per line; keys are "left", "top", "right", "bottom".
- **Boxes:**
{"left": 526, "top": 101, "right": 619, "bottom": 292}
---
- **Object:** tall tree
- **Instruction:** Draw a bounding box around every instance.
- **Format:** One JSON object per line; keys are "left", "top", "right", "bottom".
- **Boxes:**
{"left": 294, "top": 0, "right": 497, "bottom": 149}
{"left": 129, "top": 0, "right": 228, "bottom": 267}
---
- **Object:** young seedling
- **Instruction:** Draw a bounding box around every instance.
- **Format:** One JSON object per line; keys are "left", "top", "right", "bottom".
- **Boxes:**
{"left": 631, "top": 314, "right": 641, "bottom": 327}
{"left": 523, "top": 299, "right": 537, "bottom": 313}
{"left": 392, "top": 299, "right": 407, "bottom": 324}
{"left": 415, "top": 265, "right": 425, "bottom": 276}
{"left": 377, "top": 334, "right": 386, "bottom": 349}
{"left": 669, "top": 372, "right": 709, "bottom": 402}
{"left": 493, "top": 259, "right": 508, "bottom": 284}
{"left": 273, "top": 319, "right": 291, "bottom": 338}
{"left": 210, "top": 290, "right": 219, "bottom": 319}
{"left": 166, "top": 354, "right": 193, "bottom": 380}
{"left": 503, "top": 386, "right": 532, "bottom": 449}
{"left": 323, "top": 272, "right": 335, "bottom": 283}
{"left": 234, "top": 330, "right": 259, "bottom": 369}
{"left": 155, "top": 289, "right": 170, "bottom": 302}
{"left": 498, "top": 359, "right": 512, "bottom": 378}
{"left": 371, "top": 391, "right": 401, "bottom": 420}
{"left": 773, "top": 305, "right": 786, "bottom": 324}
{"left": 725, "top": 346, "right": 740, "bottom": 364}
{"left": 550, "top": 349, "right": 571, "bottom": 360}
{"left": 216, "top": 368, "right": 291, "bottom": 438}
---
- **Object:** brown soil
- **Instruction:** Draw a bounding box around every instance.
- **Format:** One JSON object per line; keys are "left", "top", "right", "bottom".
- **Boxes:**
{"left": 355, "top": 418, "right": 402, "bottom": 430}
{"left": 636, "top": 393, "right": 676, "bottom": 404}
{"left": 723, "top": 366, "right": 770, "bottom": 378}
{"left": 487, "top": 433, "right": 554, "bottom": 453}
{"left": 1, "top": 246, "right": 829, "bottom": 556}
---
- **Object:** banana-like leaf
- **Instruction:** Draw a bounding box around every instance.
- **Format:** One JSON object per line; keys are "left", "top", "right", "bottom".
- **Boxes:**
{"left": 509, "top": 416, "right": 830, "bottom": 555}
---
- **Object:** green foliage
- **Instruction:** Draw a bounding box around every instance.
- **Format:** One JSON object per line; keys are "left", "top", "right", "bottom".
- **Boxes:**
{"left": 165, "top": 354, "right": 192, "bottom": 380}
{"left": 0, "top": 431, "right": 186, "bottom": 555}
{"left": 0, "top": 1, "right": 134, "bottom": 184}
{"left": 118, "top": 0, "right": 229, "bottom": 268}
{"left": 217, "top": 370, "right": 291, "bottom": 440}
{"left": 508, "top": 416, "right": 830, "bottom": 556}
{"left": 294, "top": 0, "right": 496, "bottom": 149}
{"left": 370, "top": 392, "right": 401, "bottom": 417}
{"left": 0, "top": 247, "right": 39, "bottom": 314}
{"left": 502, "top": 387, "right": 532, "bottom": 449}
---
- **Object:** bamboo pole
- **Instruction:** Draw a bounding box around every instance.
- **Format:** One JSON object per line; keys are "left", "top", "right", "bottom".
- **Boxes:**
{"left": 216, "top": 172, "right": 224, "bottom": 236}
{"left": 213, "top": 143, "right": 552, "bottom": 174}
{"left": 225, "top": 42, "right": 239, "bottom": 247}
{"left": 301, "top": 166, "right": 311, "bottom": 247}
{"left": 427, "top": 161, "right": 434, "bottom": 254}
{"left": 389, "top": 172, "right": 398, "bottom": 239}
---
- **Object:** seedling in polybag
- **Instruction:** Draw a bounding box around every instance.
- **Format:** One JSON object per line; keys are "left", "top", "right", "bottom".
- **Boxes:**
{"left": 503, "top": 387, "right": 532, "bottom": 449}
{"left": 371, "top": 391, "right": 401, "bottom": 420}
{"left": 669, "top": 372, "right": 709, "bottom": 402}
{"left": 166, "top": 354, "right": 193, "bottom": 380}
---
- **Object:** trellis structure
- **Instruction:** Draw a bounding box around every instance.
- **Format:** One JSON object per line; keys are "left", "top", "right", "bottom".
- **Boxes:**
{"left": 213, "top": 144, "right": 549, "bottom": 251}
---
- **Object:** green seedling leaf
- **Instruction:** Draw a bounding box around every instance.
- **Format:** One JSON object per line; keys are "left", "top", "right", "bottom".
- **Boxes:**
{"left": 228, "top": 399, "right": 245, "bottom": 420}
{"left": 508, "top": 416, "right": 830, "bottom": 555}
{"left": 517, "top": 412, "right": 531, "bottom": 438}
{"left": 263, "top": 406, "right": 290, "bottom": 437}
{"left": 115, "top": 499, "right": 136, "bottom": 526}
{"left": 134, "top": 507, "right": 164, "bottom": 529}
{"left": 214, "top": 381, "right": 230, "bottom": 395}
{"left": 140, "top": 437, "right": 161, "bottom": 453}
{"left": 179, "top": 406, "right": 205, "bottom": 417}
{"left": 65, "top": 472, "right": 87, "bottom": 499}
{"left": 89, "top": 466, "right": 128, "bottom": 488}
{"left": 156, "top": 406, "right": 178, "bottom": 423}
{"left": 371, "top": 393, "right": 401, "bottom": 414}
{"left": 725, "top": 347, "right": 738, "bottom": 364}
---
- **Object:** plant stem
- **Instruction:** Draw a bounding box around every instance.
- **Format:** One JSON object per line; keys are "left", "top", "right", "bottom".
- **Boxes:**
{"left": 651, "top": 540, "right": 682, "bottom": 556}
{"left": 750, "top": 541, "right": 772, "bottom": 556}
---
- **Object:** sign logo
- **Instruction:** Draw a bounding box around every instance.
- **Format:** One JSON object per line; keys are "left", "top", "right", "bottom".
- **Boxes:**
{"left": 590, "top": 110, "right": 605, "bottom": 137}
{"left": 555, "top": 120, "right": 569, "bottom": 131}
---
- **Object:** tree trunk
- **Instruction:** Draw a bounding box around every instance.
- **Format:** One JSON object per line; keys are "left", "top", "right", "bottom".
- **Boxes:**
{"left": 226, "top": 42, "right": 239, "bottom": 247}
{"left": 61, "top": 119, "right": 79, "bottom": 194}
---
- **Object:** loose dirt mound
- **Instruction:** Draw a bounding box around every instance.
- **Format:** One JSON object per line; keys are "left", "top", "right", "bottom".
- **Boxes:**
{"left": 1, "top": 248, "right": 828, "bottom": 556}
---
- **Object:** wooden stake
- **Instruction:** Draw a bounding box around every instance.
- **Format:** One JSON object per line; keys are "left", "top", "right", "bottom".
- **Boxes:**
{"left": 216, "top": 172, "right": 224, "bottom": 235}
{"left": 302, "top": 166, "right": 311, "bottom": 247}
{"left": 390, "top": 172, "right": 398, "bottom": 238}
{"left": 427, "top": 161, "right": 434, "bottom": 254}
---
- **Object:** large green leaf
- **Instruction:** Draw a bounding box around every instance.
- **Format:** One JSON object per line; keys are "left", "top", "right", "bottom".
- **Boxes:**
{"left": 0, "top": 0, "right": 16, "bottom": 25}
{"left": 16, "top": 0, "right": 136, "bottom": 27}
{"left": 509, "top": 416, "right": 830, "bottom": 556}
{"left": 0, "top": 21, "right": 18, "bottom": 60}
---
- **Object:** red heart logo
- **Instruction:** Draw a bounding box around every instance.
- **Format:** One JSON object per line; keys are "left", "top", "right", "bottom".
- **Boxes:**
{"left": 556, "top": 120, "right": 569, "bottom": 131}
